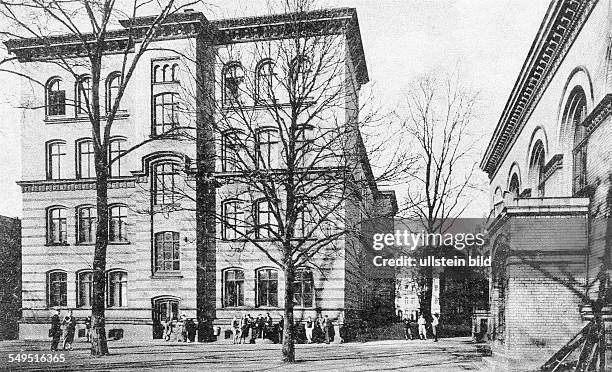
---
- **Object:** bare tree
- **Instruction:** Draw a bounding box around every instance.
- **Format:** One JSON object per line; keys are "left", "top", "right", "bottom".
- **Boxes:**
{"left": 0, "top": 0, "right": 205, "bottom": 356}
{"left": 399, "top": 72, "right": 479, "bottom": 322}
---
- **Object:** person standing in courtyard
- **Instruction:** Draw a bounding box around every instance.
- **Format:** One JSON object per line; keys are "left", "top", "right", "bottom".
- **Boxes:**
{"left": 49, "top": 309, "right": 61, "bottom": 351}
{"left": 277, "top": 315, "right": 284, "bottom": 344}
{"left": 403, "top": 316, "right": 413, "bottom": 340}
{"left": 305, "top": 316, "right": 314, "bottom": 343}
{"left": 322, "top": 315, "right": 332, "bottom": 344}
{"left": 418, "top": 314, "right": 427, "bottom": 340}
{"left": 231, "top": 315, "right": 240, "bottom": 344}
{"left": 61, "top": 310, "right": 76, "bottom": 351}
{"left": 432, "top": 314, "right": 439, "bottom": 342}
{"left": 84, "top": 316, "right": 92, "bottom": 343}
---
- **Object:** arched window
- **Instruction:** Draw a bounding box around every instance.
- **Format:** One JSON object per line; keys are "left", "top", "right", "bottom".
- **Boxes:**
{"left": 108, "top": 137, "right": 126, "bottom": 177}
{"left": 508, "top": 173, "right": 520, "bottom": 198}
{"left": 529, "top": 140, "right": 546, "bottom": 197}
{"left": 47, "top": 206, "right": 67, "bottom": 245}
{"left": 77, "top": 205, "right": 96, "bottom": 244}
{"left": 107, "top": 270, "right": 127, "bottom": 307}
{"left": 171, "top": 63, "right": 179, "bottom": 82}
{"left": 221, "top": 130, "right": 245, "bottom": 172}
{"left": 154, "top": 231, "right": 180, "bottom": 272}
{"left": 256, "top": 59, "right": 276, "bottom": 101}
{"left": 256, "top": 128, "right": 279, "bottom": 169}
{"left": 291, "top": 56, "right": 312, "bottom": 95}
{"left": 223, "top": 268, "right": 245, "bottom": 307}
{"left": 76, "top": 75, "right": 91, "bottom": 114}
{"left": 293, "top": 268, "right": 314, "bottom": 307}
{"left": 76, "top": 139, "right": 95, "bottom": 179}
{"left": 256, "top": 199, "right": 278, "bottom": 239}
{"left": 46, "top": 77, "right": 65, "bottom": 116}
{"left": 223, "top": 62, "right": 244, "bottom": 105}
{"left": 77, "top": 270, "right": 93, "bottom": 307}
{"left": 47, "top": 270, "right": 67, "bottom": 307}
{"left": 162, "top": 64, "right": 169, "bottom": 82}
{"left": 222, "top": 199, "right": 245, "bottom": 240}
{"left": 256, "top": 268, "right": 278, "bottom": 307}
{"left": 46, "top": 140, "right": 66, "bottom": 180}
{"left": 152, "top": 162, "right": 180, "bottom": 205}
{"left": 563, "top": 87, "right": 589, "bottom": 193}
{"left": 108, "top": 205, "right": 128, "bottom": 243}
{"left": 106, "top": 72, "right": 121, "bottom": 112}
{"left": 296, "top": 125, "right": 314, "bottom": 167}
{"left": 153, "top": 93, "right": 180, "bottom": 135}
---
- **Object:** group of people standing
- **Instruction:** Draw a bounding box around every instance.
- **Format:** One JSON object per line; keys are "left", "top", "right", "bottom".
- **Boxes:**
{"left": 49, "top": 309, "right": 86, "bottom": 351}
{"left": 163, "top": 313, "right": 197, "bottom": 342}
{"left": 403, "top": 314, "right": 440, "bottom": 342}
{"left": 304, "top": 315, "right": 334, "bottom": 344}
{"left": 232, "top": 313, "right": 283, "bottom": 344}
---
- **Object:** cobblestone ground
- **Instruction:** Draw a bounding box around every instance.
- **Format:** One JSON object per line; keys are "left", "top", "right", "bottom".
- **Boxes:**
{"left": 0, "top": 337, "right": 487, "bottom": 371}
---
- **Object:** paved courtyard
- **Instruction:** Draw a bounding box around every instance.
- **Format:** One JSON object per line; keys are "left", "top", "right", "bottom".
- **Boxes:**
{"left": 0, "top": 337, "right": 487, "bottom": 371}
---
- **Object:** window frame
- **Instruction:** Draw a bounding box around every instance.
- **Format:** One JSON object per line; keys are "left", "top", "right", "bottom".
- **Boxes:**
{"left": 256, "top": 267, "right": 279, "bottom": 308}
{"left": 46, "top": 140, "right": 67, "bottom": 180}
{"left": 152, "top": 161, "right": 181, "bottom": 206}
{"left": 76, "top": 270, "right": 94, "bottom": 308}
{"left": 153, "top": 92, "right": 180, "bottom": 135}
{"left": 75, "top": 74, "right": 92, "bottom": 115}
{"left": 223, "top": 268, "right": 245, "bottom": 308}
{"left": 47, "top": 270, "right": 67, "bottom": 308}
{"left": 222, "top": 62, "right": 245, "bottom": 106}
{"left": 46, "top": 77, "right": 66, "bottom": 117}
{"left": 108, "top": 204, "right": 128, "bottom": 243}
{"left": 106, "top": 72, "right": 122, "bottom": 113}
{"left": 108, "top": 137, "right": 127, "bottom": 177}
{"left": 255, "top": 199, "right": 278, "bottom": 239}
{"left": 47, "top": 206, "right": 68, "bottom": 245}
{"left": 256, "top": 127, "right": 279, "bottom": 169}
{"left": 154, "top": 231, "right": 181, "bottom": 273}
{"left": 255, "top": 59, "right": 276, "bottom": 103}
{"left": 76, "top": 138, "right": 95, "bottom": 179}
{"left": 107, "top": 269, "right": 128, "bottom": 307}
{"left": 76, "top": 205, "right": 97, "bottom": 244}
{"left": 293, "top": 268, "right": 314, "bottom": 308}
{"left": 222, "top": 199, "right": 245, "bottom": 241}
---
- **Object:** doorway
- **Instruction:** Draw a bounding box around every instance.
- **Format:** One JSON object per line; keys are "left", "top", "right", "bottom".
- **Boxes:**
{"left": 152, "top": 296, "right": 179, "bottom": 339}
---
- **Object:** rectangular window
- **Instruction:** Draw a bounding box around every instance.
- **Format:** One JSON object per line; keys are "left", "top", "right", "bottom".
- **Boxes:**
{"left": 257, "top": 269, "right": 278, "bottom": 307}
{"left": 77, "top": 271, "right": 93, "bottom": 307}
{"left": 154, "top": 93, "right": 179, "bottom": 135}
{"left": 109, "top": 139, "right": 126, "bottom": 177}
{"left": 108, "top": 271, "right": 127, "bottom": 307}
{"left": 154, "top": 163, "right": 179, "bottom": 205}
{"left": 48, "top": 271, "right": 67, "bottom": 307}
{"left": 257, "top": 129, "right": 279, "bottom": 169}
{"left": 47, "top": 142, "right": 66, "bottom": 180}
{"left": 223, "top": 201, "right": 244, "bottom": 240}
{"left": 78, "top": 140, "right": 95, "bottom": 179}
{"left": 48, "top": 208, "right": 67, "bottom": 244}
{"left": 256, "top": 200, "right": 277, "bottom": 239}
{"left": 224, "top": 269, "right": 244, "bottom": 307}
{"left": 293, "top": 269, "right": 314, "bottom": 307}
{"left": 77, "top": 206, "right": 96, "bottom": 244}
{"left": 109, "top": 206, "right": 128, "bottom": 242}
{"left": 154, "top": 232, "right": 180, "bottom": 272}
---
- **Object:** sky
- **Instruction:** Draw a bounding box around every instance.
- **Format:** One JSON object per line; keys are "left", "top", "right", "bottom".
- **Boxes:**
{"left": 0, "top": 0, "right": 551, "bottom": 219}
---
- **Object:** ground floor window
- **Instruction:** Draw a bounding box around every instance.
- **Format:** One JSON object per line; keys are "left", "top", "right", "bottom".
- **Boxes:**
{"left": 257, "top": 268, "right": 278, "bottom": 307}
{"left": 108, "top": 270, "right": 127, "bottom": 307}
{"left": 224, "top": 269, "right": 244, "bottom": 307}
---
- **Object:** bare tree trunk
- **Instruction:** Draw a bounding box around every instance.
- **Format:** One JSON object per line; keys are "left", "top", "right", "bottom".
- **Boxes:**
{"left": 91, "top": 152, "right": 109, "bottom": 356}
{"left": 282, "top": 259, "right": 295, "bottom": 362}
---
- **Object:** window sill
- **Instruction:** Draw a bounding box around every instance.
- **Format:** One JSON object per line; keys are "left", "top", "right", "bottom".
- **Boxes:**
{"left": 151, "top": 272, "right": 183, "bottom": 279}
{"left": 75, "top": 242, "right": 95, "bottom": 246}
{"left": 152, "top": 80, "right": 180, "bottom": 85}
{"left": 108, "top": 241, "right": 130, "bottom": 245}
{"left": 44, "top": 111, "right": 129, "bottom": 124}
{"left": 46, "top": 242, "right": 69, "bottom": 247}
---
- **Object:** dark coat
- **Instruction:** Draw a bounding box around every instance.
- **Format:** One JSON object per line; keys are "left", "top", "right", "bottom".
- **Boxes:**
{"left": 50, "top": 314, "right": 61, "bottom": 337}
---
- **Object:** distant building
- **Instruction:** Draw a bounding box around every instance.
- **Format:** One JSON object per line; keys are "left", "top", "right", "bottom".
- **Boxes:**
{"left": 480, "top": 0, "right": 611, "bottom": 369}
{"left": 0, "top": 215, "right": 21, "bottom": 340}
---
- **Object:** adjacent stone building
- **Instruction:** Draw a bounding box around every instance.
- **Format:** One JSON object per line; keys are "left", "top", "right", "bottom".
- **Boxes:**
{"left": 480, "top": 0, "right": 611, "bottom": 368}
{"left": 6, "top": 7, "right": 396, "bottom": 340}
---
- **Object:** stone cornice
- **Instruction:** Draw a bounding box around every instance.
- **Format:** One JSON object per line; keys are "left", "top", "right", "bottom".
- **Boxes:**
{"left": 581, "top": 92, "right": 612, "bottom": 135}
{"left": 480, "top": 0, "right": 598, "bottom": 179}
{"left": 4, "top": 7, "right": 368, "bottom": 85}
{"left": 17, "top": 178, "right": 136, "bottom": 193}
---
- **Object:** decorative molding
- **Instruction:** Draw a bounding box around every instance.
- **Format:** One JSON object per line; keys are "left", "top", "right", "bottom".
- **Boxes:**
{"left": 581, "top": 93, "right": 612, "bottom": 135}
{"left": 541, "top": 153, "right": 563, "bottom": 182}
{"left": 18, "top": 178, "right": 137, "bottom": 193}
{"left": 480, "top": 0, "right": 598, "bottom": 179}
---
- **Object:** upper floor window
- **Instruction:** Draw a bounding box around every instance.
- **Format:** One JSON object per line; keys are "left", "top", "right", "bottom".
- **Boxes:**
{"left": 109, "top": 205, "right": 128, "bottom": 243}
{"left": 76, "top": 75, "right": 91, "bottom": 115}
{"left": 295, "top": 125, "right": 314, "bottom": 168}
{"left": 46, "top": 140, "right": 66, "bottom": 180}
{"left": 223, "top": 62, "right": 244, "bottom": 105}
{"left": 77, "top": 139, "right": 95, "bottom": 179}
{"left": 508, "top": 173, "right": 520, "bottom": 198}
{"left": 256, "top": 199, "right": 277, "bottom": 239}
{"left": 154, "top": 231, "right": 180, "bottom": 272}
{"left": 221, "top": 130, "right": 244, "bottom": 172}
{"left": 153, "top": 93, "right": 179, "bottom": 135}
{"left": 295, "top": 205, "right": 314, "bottom": 238}
{"left": 223, "top": 268, "right": 244, "bottom": 307}
{"left": 106, "top": 72, "right": 122, "bottom": 113}
{"left": 47, "top": 270, "right": 67, "bottom": 307}
{"left": 108, "top": 137, "right": 126, "bottom": 177}
{"left": 529, "top": 140, "right": 545, "bottom": 197}
{"left": 108, "top": 270, "right": 127, "bottom": 307}
{"left": 256, "top": 59, "right": 276, "bottom": 101}
{"left": 256, "top": 268, "right": 278, "bottom": 307}
{"left": 564, "top": 87, "right": 589, "bottom": 194}
{"left": 153, "top": 61, "right": 179, "bottom": 83}
{"left": 77, "top": 205, "right": 96, "bottom": 244}
{"left": 47, "top": 206, "right": 67, "bottom": 245}
{"left": 222, "top": 199, "right": 245, "bottom": 240}
{"left": 46, "top": 77, "right": 65, "bottom": 116}
{"left": 293, "top": 268, "right": 314, "bottom": 307}
{"left": 256, "top": 128, "right": 279, "bottom": 169}
{"left": 77, "top": 270, "right": 93, "bottom": 307}
{"left": 291, "top": 56, "right": 312, "bottom": 95}
{"left": 153, "top": 162, "right": 180, "bottom": 205}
